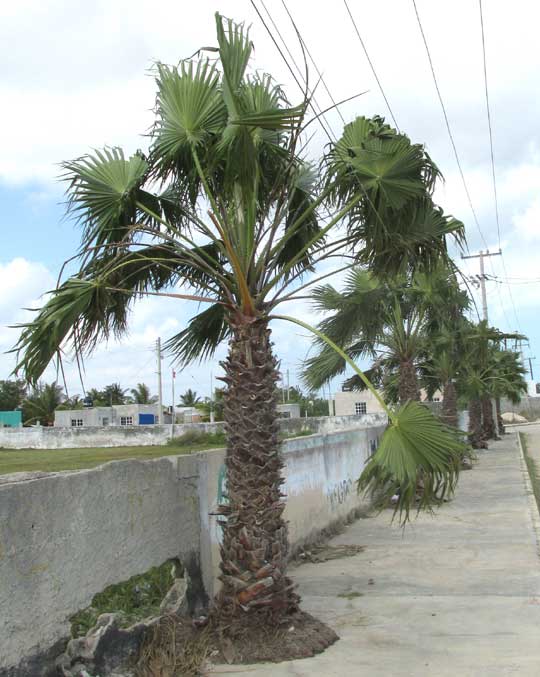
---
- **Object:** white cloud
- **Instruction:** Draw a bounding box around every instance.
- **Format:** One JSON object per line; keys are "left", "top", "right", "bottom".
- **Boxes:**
{"left": 512, "top": 197, "right": 540, "bottom": 242}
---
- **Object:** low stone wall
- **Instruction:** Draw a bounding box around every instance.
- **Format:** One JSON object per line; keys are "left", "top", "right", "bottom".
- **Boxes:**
{"left": 500, "top": 396, "right": 540, "bottom": 420}
{"left": 0, "top": 413, "right": 387, "bottom": 674}
{"left": 0, "top": 456, "right": 201, "bottom": 676}
{"left": 0, "top": 414, "right": 382, "bottom": 449}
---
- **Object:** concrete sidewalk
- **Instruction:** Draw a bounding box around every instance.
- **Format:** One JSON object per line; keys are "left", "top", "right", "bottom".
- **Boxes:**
{"left": 210, "top": 432, "right": 540, "bottom": 677}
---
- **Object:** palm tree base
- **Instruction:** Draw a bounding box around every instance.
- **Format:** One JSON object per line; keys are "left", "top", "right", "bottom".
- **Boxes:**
{"left": 136, "top": 610, "right": 338, "bottom": 673}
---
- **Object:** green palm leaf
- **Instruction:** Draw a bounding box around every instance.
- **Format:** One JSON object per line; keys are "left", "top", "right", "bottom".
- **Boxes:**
{"left": 62, "top": 148, "right": 148, "bottom": 248}
{"left": 152, "top": 60, "right": 226, "bottom": 162}
{"left": 165, "top": 303, "right": 230, "bottom": 365}
{"left": 358, "top": 400, "right": 464, "bottom": 523}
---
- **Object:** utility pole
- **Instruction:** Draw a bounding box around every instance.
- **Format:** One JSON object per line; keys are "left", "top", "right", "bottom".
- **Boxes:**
{"left": 286, "top": 369, "right": 290, "bottom": 402}
{"left": 171, "top": 368, "right": 175, "bottom": 430}
{"left": 210, "top": 371, "right": 215, "bottom": 424}
{"left": 156, "top": 337, "right": 163, "bottom": 425}
{"left": 327, "top": 381, "right": 333, "bottom": 417}
{"left": 528, "top": 357, "right": 536, "bottom": 381}
{"left": 461, "top": 249, "right": 502, "bottom": 322}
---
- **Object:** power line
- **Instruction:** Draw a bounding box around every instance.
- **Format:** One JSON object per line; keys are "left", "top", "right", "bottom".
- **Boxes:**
{"left": 280, "top": 0, "right": 346, "bottom": 125}
{"left": 411, "top": 0, "right": 489, "bottom": 251}
{"left": 477, "top": 0, "right": 523, "bottom": 334}
{"left": 251, "top": 0, "right": 336, "bottom": 143}
{"left": 342, "top": 0, "right": 399, "bottom": 130}
{"left": 478, "top": 0, "right": 501, "bottom": 249}
{"left": 411, "top": 0, "right": 515, "bottom": 333}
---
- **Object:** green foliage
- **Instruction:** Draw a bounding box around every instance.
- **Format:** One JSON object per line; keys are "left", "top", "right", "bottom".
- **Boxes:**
{"left": 178, "top": 388, "right": 202, "bottom": 407}
{"left": 0, "top": 380, "right": 26, "bottom": 411}
{"left": 358, "top": 401, "right": 465, "bottom": 524}
{"left": 198, "top": 387, "right": 226, "bottom": 422}
{"left": 130, "top": 382, "right": 157, "bottom": 404}
{"left": 11, "top": 14, "right": 465, "bottom": 386}
{"left": 279, "top": 385, "right": 329, "bottom": 417}
{"left": 167, "top": 429, "right": 226, "bottom": 448}
{"left": 70, "top": 560, "right": 176, "bottom": 637}
{"left": 22, "top": 382, "right": 65, "bottom": 426}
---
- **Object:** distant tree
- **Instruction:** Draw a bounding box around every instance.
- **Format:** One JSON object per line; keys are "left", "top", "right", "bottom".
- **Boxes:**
{"left": 86, "top": 387, "right": 106, "bottom": 406}
{"left": 0, "top": 379, "right": 27, "bottom": 411}
{"left": 199, "top": 387, "right": 225, "bottom": 421}
{"left": 103, "top": 383, "right": 127, "bottom": 405}
{"left": 280, "top": 385, "right": 329, "bottom": 417}
{"left": 179, "top": 388, "right": 202, "bottom": 407}
{"left": 130, "top": 382, "right": 157, "bottom": 404}
{"left": 22, "top": 382, "right": 65, "bottom": 426}
{"left": 57, "top": 394, "right": 84, "bottom": 410}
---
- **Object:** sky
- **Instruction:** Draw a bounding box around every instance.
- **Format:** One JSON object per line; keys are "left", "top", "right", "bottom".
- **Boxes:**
{"left": 1, "top": 0, "right": 539, "bottom": 404}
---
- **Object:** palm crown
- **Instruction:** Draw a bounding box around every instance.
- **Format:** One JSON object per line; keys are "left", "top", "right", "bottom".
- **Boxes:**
{"left": 13, "top": 14, "right": 464, "bottom": 382}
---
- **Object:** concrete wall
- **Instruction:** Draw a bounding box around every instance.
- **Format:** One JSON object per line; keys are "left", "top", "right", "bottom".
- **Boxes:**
{"left": 0, "top": 456, "right": 200, "bottom": 674}
{"left": 0, "top": 414, "right": 383, "bottom": 449}
{"left": 0, "top": 414, "right": 387, "bottom": 673}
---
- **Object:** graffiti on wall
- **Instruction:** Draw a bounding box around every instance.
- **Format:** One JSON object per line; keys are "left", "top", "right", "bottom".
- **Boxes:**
{"left": 327, "top": 478, "right": 354, "bottom": 509}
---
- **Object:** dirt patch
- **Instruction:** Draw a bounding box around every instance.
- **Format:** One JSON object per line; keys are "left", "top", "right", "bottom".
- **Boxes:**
{"left": 292, "top": 543, "right": 366, "bottom": 566}
{"left": 135, "top": 611, "right": 338, "bottom": 676}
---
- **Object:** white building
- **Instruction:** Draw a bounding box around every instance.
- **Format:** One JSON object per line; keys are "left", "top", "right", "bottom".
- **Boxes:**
{"left": 334, "top": 388, "right": 443, "bottom": 416}
{"left": 334, "top": 389, "right": 386, "bottom": 416}
{"left": 277, "top": 403, "right": 301, "bottom": 419}
{"left": 54, "top": 403, "right": 172, "bottom": 428}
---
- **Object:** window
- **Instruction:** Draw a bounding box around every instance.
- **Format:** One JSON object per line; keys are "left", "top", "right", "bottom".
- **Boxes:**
{"left": 71, "top": 419, "right": 83, "bottom": 427}
{"left": 355, "top": 402, "right": 367, "bottom": 415}
{"left": 102, "top": 417, "right": 109, "bottom": 426}
{"left": 120, "top": 416, "right": 133, "bottom": 426}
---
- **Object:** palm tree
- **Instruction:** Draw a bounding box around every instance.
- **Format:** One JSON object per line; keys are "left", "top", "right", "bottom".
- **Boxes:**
{"left": 102, "top": 383, "right": 127, "bottom": 405}
{"left": 130, "top": 382, "right": 157, "bottom": 404}
{"left": 22, "top": 382, "right": 64, "bottom": 426}
{"left": 303, "top": 269, "right": 435, "bottom": 405}
{"left": 459, "top": 322, "right": 525, "bottom": 447}
{"left": 489, "top": 348, "right": 527, "bottom": 435}
{"left": 179, "top": 388, "right": 202, "bottom": 407}
{"left": 12, "top": 15, "right": 466, "bottom": 629}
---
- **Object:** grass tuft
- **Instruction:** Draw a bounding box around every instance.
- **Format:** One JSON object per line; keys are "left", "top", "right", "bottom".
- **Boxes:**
{"left": 70, "top": 560, "right": 179, "bottom": 637}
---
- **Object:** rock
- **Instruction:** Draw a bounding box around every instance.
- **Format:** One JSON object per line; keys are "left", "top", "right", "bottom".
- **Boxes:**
{"left": 159, "top": 577, "right": 187, "bottom": 615}
{"left": 501, "top": 412, "right": 527, "bottom": 424}
{"left": 57, "top": 612, "right": 158, "bottom": 677}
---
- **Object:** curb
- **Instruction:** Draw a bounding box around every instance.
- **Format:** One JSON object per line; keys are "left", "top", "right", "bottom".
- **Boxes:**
{"left": 515, "top": 431, "right": 540, "bottom": 560}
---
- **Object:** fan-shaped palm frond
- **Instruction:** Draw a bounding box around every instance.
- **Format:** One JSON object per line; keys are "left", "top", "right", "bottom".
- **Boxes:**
{"left": 358, "top": 400, "right": 463, "bottom": 522}
{"left": 165, "top": 303, "right": 230, "bottom": 365}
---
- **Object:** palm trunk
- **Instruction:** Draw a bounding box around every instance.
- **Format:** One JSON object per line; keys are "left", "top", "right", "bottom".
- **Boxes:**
{"left": 468, "top": 398, "right": 484, "bottom": 448}
{"left": 481, "top": 395, "right": 497, "bottom": 441}
{"left": 398, "top": 359, "right": 420, "bottom": 404}
{"left": 217, "top": 318, "right": 299, "bottom": 621}
{"left": 495, "top": 396, "right": 505, "bottom": 435}
{"left": 441, "top": 380, "right": 458, "bottom": 428}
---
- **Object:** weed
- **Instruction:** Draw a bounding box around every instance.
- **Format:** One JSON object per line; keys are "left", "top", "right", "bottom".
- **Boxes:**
{"left": 521, "top": 433, "right": 540, "bottom": 514}
{"left": 70, "top": 560, "right": 179, "bottom": 637}
{"left": 167, "top": 430, "right": 226, "bottom": 448}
